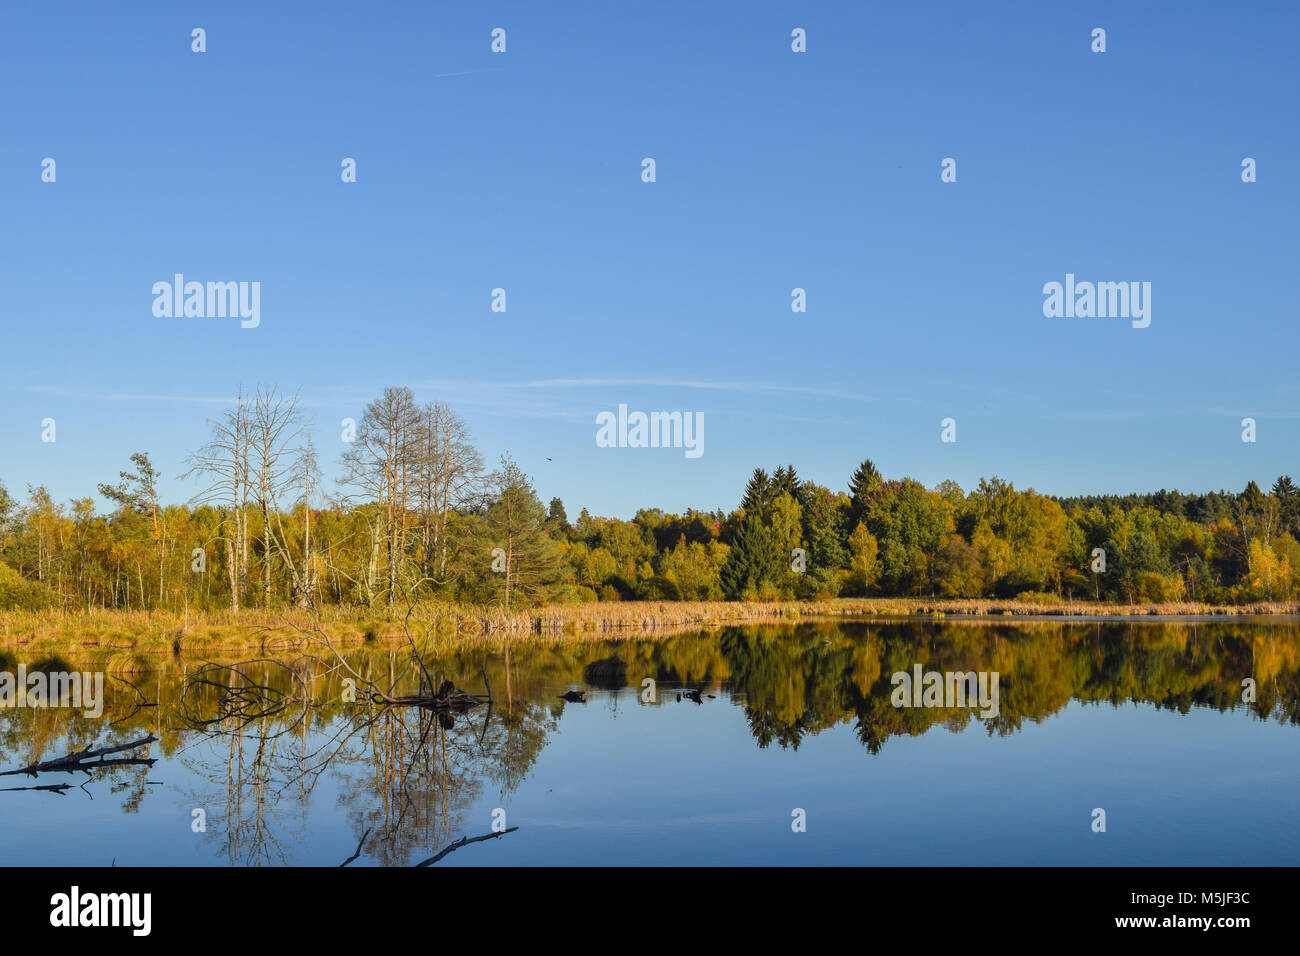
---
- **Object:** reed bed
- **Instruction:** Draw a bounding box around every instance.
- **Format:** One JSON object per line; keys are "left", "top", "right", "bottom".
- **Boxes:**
{"left": 1, "top": 597, "right": 1295, "bottom": 656}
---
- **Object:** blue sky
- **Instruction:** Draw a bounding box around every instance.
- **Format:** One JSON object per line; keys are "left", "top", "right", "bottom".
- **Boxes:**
{"left": 2, "top": 0, "right": 1296, "bottom": 518}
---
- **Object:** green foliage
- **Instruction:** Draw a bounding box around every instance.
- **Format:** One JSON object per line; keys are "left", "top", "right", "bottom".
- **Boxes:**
{"left": 719, "top": 516, "right": 781, "bottom": 599}
{"left": 863, "top": 479, "right": 952, "bottom": 593}
{"left": 1, "top": 391, "right": 1294, "bottom": 611}
{"left": 847, "top": 458, "right": 883, "bottom": 527}
{"left": 0, "top": 563, "right": 59, "bottom": 610}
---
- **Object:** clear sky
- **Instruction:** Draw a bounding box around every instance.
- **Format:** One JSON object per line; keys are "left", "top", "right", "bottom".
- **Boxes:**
{"left": 2, "top": 0, "right": 1296, "bottom": 519}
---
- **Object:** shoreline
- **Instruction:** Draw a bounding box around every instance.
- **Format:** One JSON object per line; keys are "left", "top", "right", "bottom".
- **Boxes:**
{"left": 1, "top": 597, "right": 1296, "bottom": 657}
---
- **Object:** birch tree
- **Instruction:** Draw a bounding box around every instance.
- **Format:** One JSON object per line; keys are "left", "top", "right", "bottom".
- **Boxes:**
{"left": 184, "top": 388, "right": 253, "bottom": 611}
{"left": 414, "top": 401, "right": 483, "bottom": 584}
{"left": 340, "top": 387, "right": 421, "bottom": 606}
{"left": 98, "top": 452, "right": 165, "bottom": 604}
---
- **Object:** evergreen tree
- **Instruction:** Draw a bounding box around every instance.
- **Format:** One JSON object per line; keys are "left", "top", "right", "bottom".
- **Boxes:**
{"left": 1273, "top": 476, "right": 1300, "bottom": 537}
{"left": 547, "top": 496, "right": 569, "bottom": 536}
{"left": 740, "top": 468, "right": 773, "bottom": 517}
{"left": 847, "top": 458, "right": 883, "bottom": 527}
{"left": 772, "top": 464, "right": 807, "bottom": 506}
{"left": 481, "top": 456, "right": 566, "bottom": 609}
{"left": 718, "top": 515, "right": 780, "bottom": 599}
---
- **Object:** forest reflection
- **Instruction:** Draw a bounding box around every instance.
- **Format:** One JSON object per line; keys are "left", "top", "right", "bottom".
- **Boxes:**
{"left": 2, "top": 619, "right": 1297, "bottom": 864}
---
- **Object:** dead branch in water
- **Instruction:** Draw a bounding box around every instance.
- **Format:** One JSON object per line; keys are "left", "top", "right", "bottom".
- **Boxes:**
{"left": 0, "top": 735, "right": 158, "bottom": 778}
{"left": 413, "top": 826, "right": 519, "bottom": 866}
{"left": 371, "top": 679, "right": 483, "bottom": 710}
{"left": 266, "top": 581, "right": 489, "bottom": 711}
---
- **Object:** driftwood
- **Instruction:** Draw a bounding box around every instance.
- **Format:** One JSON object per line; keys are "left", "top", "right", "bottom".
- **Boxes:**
{"left": 0, "top": 734, "right": 158, "bottom": 778}
{"left": 370, "top": 680, "right": 484, "bottom": 710}
{"left": 413, "top": 826, "right": 519, "bottom": 867}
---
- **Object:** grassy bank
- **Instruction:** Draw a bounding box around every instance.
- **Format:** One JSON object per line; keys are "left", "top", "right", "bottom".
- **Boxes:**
{"left": 0, "top": 597, "right": 1296, "bottom": 659}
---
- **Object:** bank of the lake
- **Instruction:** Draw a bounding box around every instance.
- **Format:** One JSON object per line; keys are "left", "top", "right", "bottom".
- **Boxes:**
{"left": 1, "top": 597, "right": 1297, "bottom": 659}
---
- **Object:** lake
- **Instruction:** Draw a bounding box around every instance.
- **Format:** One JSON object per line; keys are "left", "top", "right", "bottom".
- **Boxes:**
{"left": 2, "top": 618, "right": 1297, "bottom": 866}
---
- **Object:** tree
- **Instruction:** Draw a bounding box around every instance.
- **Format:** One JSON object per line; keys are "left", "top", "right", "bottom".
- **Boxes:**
{"left": 0, "top": 481, "right": 17, "bottom": 555}
{"left": 547, "top": 497, "right": 569, "bottom": 536}
{"left": 933, "top": 534, "right": 983, "bottom": 597}
{"left": 660, "top": 536, "right": 727, "bottom": 600}
{"left": 340, "top": 387, "right": 422, "bottom": 606}
{"left": 845, "top": 522, "right": 881, "bottom": 595}
{"left": 862, "top": 479, "right": 951, "bottom": 593}
{"left": 578, "top": 546, "right": 618, "bottom": 592}
{"left": 413, "top": 401, "right": 484, "bottom": 584}
{"left": 718, "top": 514, "right": 780, "bottom": 599}
{"left": 480, "top": 456, "right": 565, "bottom": 610}
{"left": 98, "top": 452, "right": 166, "bottom": 605}
{"left": 772, "top": 464, "right": 807, "bottom": 507}
{"left": 801, "top": 484, "right": 848, "bottom": 572}
{"left": 184, "top": 388, "right": 253, "bottom": 611}
{"left": 1273, "top": 476, "right": 1300, "bottom": 538}
{"left": 740, "top": 468, "right": 773, "bottom": 518}
{"left": 249, "top": 385, "right": 308, "bottom": 604}
{"left": 847, "top": 459, "right": 883, "bottom": 528}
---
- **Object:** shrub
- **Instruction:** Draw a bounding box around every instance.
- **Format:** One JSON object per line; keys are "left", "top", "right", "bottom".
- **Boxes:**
{"left": 0, "top": 563, "right": 59, "bottom": 611}
{"left": 1015, "top": 590, "right": 1064, "bottom": 606}
{"left": 1133, "top": 572, "right": 1186, "bottom": 603}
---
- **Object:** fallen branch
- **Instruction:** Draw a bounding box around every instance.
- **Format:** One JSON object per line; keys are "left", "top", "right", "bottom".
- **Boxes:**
{"left": 413, "top": 826, "right": 519, "bottom": 867}
{"left": 0, "top": 734, "right": 159, "bottom": 778}
{"left": 370, "top": 680, "right": 483, "bottom": 710}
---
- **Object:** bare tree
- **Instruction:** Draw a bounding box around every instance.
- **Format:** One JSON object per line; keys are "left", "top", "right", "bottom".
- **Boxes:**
{"left": 340, "top": 387, "right": 422, "bottom": 607}
{"left": 249, "top": 386, "right": 308, "bottom": 604}
{"left": 414, "top": 402, "right": 484, "bottom": 584}
{"left": 184, "top": 388, "right": 253, "bottom": 611}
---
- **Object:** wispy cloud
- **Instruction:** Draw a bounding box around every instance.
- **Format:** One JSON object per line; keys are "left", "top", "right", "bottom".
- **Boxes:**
{"left": 434, "top": 68, "right": 510, "bottom": 78}
{"left": 9, "top": 385, "right": 236, "bottom": 407}
{"left": 416, "top": 377, "right": 880, "bottom": 402}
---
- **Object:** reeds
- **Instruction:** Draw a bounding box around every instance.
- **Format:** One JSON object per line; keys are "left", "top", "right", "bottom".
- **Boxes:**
{"left": 1, "top": 596, "right": 1294, "bottom": 655}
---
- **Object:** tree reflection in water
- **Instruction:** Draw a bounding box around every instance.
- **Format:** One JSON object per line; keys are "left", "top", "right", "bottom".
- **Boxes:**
{"left": 1, "top": 620, "right": 1296, "bottom": 864}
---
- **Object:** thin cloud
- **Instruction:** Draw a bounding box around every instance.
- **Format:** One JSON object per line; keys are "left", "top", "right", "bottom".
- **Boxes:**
{"left": 434, "top": 68, "right": 510, "bottom": 78}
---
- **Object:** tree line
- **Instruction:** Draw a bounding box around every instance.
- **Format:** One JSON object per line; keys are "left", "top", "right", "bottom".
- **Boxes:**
{"left": 2, "top": 384, "right": 1298, "bottom": 612}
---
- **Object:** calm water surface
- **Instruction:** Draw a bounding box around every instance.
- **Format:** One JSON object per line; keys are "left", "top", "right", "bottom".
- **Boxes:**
{"left": 2, "top": 619, "right": 1297, "bottom": 866}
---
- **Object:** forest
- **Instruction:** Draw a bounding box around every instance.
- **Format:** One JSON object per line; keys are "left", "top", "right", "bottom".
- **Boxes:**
{"left": 2, "top": 384, "right": 1298, "bottom": 614}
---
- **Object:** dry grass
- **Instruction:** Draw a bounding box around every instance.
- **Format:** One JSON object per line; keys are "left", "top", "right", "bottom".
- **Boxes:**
{"left": 0, "top": 596, "right": 1295, "bottom": 656}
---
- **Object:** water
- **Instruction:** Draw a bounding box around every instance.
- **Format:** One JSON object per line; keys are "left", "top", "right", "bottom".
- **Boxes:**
{"left": 1, "top": 619, "right": 1296, "bottom": 866}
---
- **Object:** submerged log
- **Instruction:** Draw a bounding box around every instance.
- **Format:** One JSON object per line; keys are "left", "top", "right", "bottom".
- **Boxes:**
{"left": 369, "top": 682, "right": 483, "bottom": 710}
{"left": 0, "top": 735, "right": 159, "bottom": 778}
